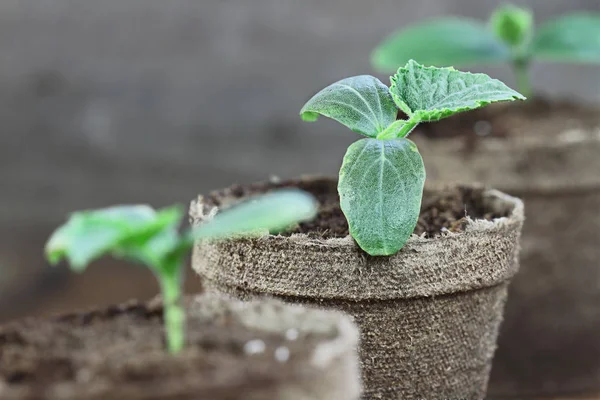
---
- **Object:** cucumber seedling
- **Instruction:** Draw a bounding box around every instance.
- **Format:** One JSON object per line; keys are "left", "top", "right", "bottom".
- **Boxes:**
{"left": 45, "top": 190, "right": 317, "bottom": 353}
{"left": 300, "top": 60, "right": 524, "bottom": 256}
{"left": 371, "top": 4, "right": 600, "bottom": 96}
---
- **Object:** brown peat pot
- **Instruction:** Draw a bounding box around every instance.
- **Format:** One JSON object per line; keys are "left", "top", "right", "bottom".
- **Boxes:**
{"left": 0, "top": 293, "right": 360, "bottom": 400}
{"left": 413, "top": 99, "right": 600, "bottom": 398}
{"left": 191, "top": 177, "right": 524, "bottom": 399}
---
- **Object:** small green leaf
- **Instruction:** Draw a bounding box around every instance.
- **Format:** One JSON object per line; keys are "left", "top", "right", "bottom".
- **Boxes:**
{"left": 389, "top": 60, "right": 525, "bottom": 122}
{"left": 371, "top": 18, "right": 510, "bottom": 72}
{"left": 193, "top": 189, "right": 318, "bottom": 241}
{"left": 300, "top": 75, "right": 398, "bottom": 137}
{"left": 489, "top": 4, "right": 533, "bottom": 48}
{"left": 532, "top": 13, "right": 600, "bottom": 63}
{"left": 45, "top": 205, "right": 184, "bottom": 270}
{"left": 338, "top": 138, "right": 426, "bottom": 256}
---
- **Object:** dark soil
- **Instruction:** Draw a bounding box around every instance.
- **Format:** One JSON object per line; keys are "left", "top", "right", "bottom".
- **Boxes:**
{"left": 413, "top": 97, "right": 600, "bottom": 152}
{"left": 0, "top": 297, "right": 324, "bottom": 400}
{"left": 204, "top": 177, "right": 503, "bottom": 240}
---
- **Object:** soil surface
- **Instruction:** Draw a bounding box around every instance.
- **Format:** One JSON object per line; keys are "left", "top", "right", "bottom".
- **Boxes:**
{"left": 204, "top": 178, "right": 503, "bottom": 240}
{"left": 413, "top": 98, "right": 600, "bottom": 152}
{"left": 0, "top": 297, "right": 330, "bottom": 399}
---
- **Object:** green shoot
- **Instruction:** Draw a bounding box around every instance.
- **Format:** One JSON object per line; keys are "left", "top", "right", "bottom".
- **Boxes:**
{"left": 300, "top": 60, "right": 524, "bottom": 256}
{"left": 45, "top": 189, "right": 318, "bottom": 353}
{"left": 371, "top": 5, "right": 600, "bottom": 97}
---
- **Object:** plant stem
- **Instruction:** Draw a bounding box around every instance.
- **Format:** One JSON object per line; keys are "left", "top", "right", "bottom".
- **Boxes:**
{"left": 376, "top": 118, "right": 419, "bottom": 140}
{"left": 513, "top": 59, "right": 531, "bottom": 98}
{"left": 398, "top": 120, "right": 419, "bottom": 138}
{"left": 160, "top": 271, "right": 185, "bottom": 353}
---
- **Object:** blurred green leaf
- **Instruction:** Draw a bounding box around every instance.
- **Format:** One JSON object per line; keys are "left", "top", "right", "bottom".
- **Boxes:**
{"left": 192, "top": 189, "right": 318, "bottom": 241}
{"left": 46, "top": 190, "right": 319, "bottom": 274}
{"left": 489, "top": 4, "right": 533, "bottom": 48}
{"left": 372, "top": 18, "right": 510, "bottom": 72}
{"left": 532, "top": 13, "right": 600, "bottom": 63}
{"left": 45, "top": 205, "right": 184, "bottom": 270}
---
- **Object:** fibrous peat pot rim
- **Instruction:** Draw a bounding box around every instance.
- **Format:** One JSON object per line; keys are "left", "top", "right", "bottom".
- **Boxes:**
{"left": 190, "top": 177, "right": 524, "bottom": 301}
{"left": 412, "top": 108, "right": 600, "bottom": 195}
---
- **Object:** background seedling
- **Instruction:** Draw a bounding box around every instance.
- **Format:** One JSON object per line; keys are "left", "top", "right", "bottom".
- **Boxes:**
{"left": 45, "top": 189, "right": 318, "bottom": 353}
{"left": 371, "top": 4, "right": 600, "bottom": 97}
{"left": 301, "top": 60, "right": 524, "bottom": 256}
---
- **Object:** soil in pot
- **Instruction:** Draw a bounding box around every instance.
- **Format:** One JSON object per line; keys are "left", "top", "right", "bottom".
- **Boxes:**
{"left": 205, "top": 177, "right": 502, "bottom": 241}
{"left": 0, "top": 293, "right": 360, "bottom": 400}
{"left": 192, "top": 177, "right": 524, "bottom": 400}
{"left": 408, "top": 97, "right": 600, "bottom": 398}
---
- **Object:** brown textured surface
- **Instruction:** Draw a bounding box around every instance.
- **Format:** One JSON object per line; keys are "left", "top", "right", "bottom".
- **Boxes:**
{"left": 0, "top": 293, "right": 361, "bottom": 400}
{"left": 411, "top": 103, "right": 600, "bottom": 397}
{"left": 488, "top": 191, "right": 600, "bottom": 398}
{"left": 191, "top": 177, "right": 525, "bottom": 399}
{"left": 206, "top": 283, "right": 509, "bottom": 400}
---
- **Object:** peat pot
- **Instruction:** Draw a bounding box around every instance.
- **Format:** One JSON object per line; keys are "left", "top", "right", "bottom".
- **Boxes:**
{"left": 191, "top": 177, "right": 524, "bottom": 399}
{"left": 0, "top": 293, "right": 361, "bottom": 400}
{"left": 413, "top": 99, "right": 600, "bottom": 398}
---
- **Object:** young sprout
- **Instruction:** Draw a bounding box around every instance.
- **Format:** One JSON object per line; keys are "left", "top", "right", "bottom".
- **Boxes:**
{"left": 300, "top": 60, "right": 524, "bottom": 256}
{"left": 371, "top": 4, "right": 600, "bottom": 97}
{"left": 45, "top": 189, "right": 318, "bottom": 354}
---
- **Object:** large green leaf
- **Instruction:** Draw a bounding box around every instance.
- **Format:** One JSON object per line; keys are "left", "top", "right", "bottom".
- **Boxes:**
{"left": 489, "top": 4, "right": 533, "bottom": 48}
{"left": 300, "top": 75, "right": 398, "bottom": 137}
{"left": 338, "top": 138, "right": 425, "bottom": 256}
{"left": 371, "top": 18, "right": 510, "bottom": 72}
{"left": 389, "top": 60, "right": 525, "bottom": 122}
{"left": 532, "top": 13, "right": 600, "bottom": 63}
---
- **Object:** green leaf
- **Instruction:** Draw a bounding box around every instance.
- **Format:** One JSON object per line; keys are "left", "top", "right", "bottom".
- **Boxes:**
{"left": 489, "top": 4, "right": 533, "bottom": 48}
{"left": 389, "top": 60, "right": 525, "bottom": 122}
{"left": 192, "top": 189, "right": 318, "bottom": 241}
{"left": 338, "top": 138, "right": 426, "bottom": 256}
{"left": 300, "top": 75, "right": 398, "bottom": 137}
{"left": 45, "top": 205, "right": 184, "bottom": 270}
{"left": 532, "top": 13, "right": 600, "bottom": 63}
{"left": 371, "top": 18, "right": 510, "bottom": 72}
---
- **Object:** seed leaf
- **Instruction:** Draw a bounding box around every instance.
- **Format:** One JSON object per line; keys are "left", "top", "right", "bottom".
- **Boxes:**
{"left": 532, "top": 13, "right": 600, "bottom": 63}
{"left": 372, "top": 18, "right": 510, "bottom": 72}
{"left": 338, "top": 138, "right": 426, "bottom": 256}
{"left": 300, "top": 75, "right": 398, "bottom": 137}
{"left": 389, "top": 60, "right": 525, "bottom": 122}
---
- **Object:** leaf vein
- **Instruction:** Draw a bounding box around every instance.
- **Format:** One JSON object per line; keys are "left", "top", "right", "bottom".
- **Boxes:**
{"left": 332, "top": 83, "right": 383, "bottom": 130}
